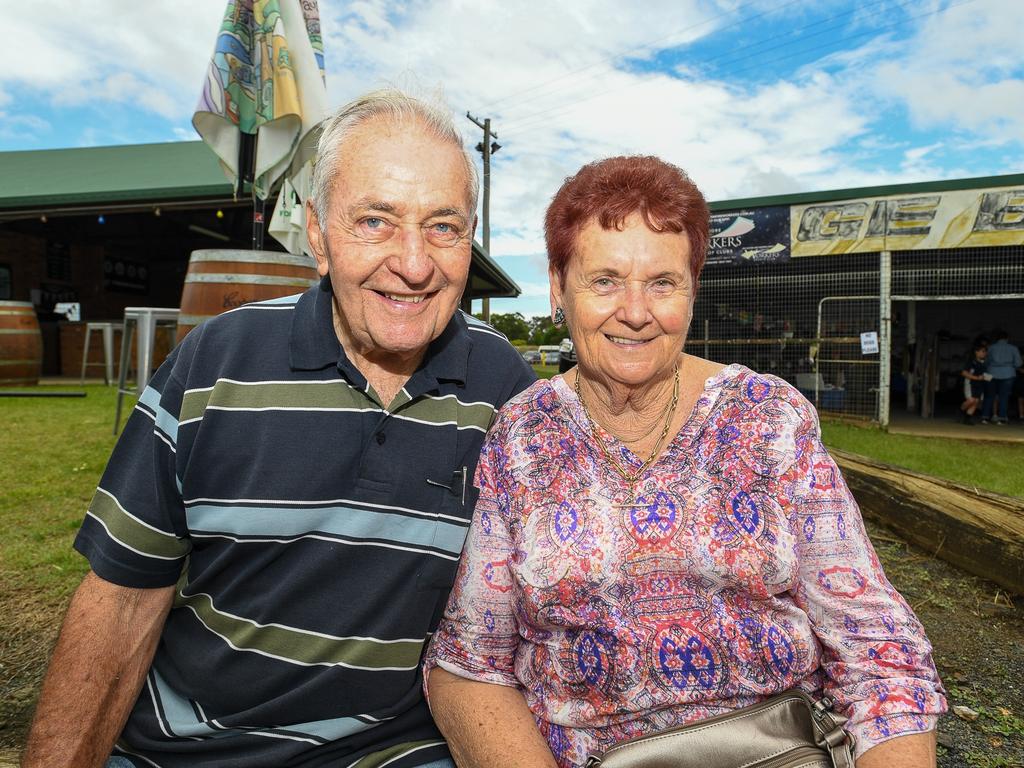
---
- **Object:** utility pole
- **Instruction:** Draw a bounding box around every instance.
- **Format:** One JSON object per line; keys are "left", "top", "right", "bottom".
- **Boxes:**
{"left": 466, "top": 112, "right": 500, "bottom": 323}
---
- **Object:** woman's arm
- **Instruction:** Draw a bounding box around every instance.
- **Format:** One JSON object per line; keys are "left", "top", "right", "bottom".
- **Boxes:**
{"left": 857, "top": 731, "right": 936, "bottom": 767}
{"left": 425, "top": 429, "right": 558, "bottom": 765}
{"left": 428, "top": 667, "right": 558, "bottom": 768}
{"left": 781, "top": 397, "right": 945, "bottom": 762}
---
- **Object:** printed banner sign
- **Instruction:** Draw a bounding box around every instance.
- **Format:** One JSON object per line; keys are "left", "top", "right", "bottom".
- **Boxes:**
{"left": 789, "top": 186, "right": 1024, "bottom": 257}
{"left": 708, "top": 205, "right": 791, "bottom": 265}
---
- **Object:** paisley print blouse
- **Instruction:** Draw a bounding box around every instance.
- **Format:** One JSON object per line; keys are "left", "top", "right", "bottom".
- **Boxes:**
{"left": 425, "top": 365, "right": 945, "bottom": 766}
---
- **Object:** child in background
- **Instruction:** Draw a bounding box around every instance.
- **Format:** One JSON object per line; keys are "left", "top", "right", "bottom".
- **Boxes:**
{"left": 960, "top": 343, "right": 988, "bottom": 424}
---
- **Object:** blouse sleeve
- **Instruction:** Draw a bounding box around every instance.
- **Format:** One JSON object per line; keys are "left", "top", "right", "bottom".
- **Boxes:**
{"left": 782, "top": 399, "right": 947, "bottom": 757}
{"left": 425, "top": 431, "right": 523, "bottom": 690}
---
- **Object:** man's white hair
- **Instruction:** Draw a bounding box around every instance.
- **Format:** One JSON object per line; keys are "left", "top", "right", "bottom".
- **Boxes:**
{"left": 310, "top": 88, "right": 480, "bottom": 225}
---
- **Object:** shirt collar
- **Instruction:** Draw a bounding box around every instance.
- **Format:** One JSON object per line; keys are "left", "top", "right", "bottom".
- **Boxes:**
{"left": 289, "top": 276, "right": 473, "bottom": 390}
{"left": 290, "top": 276, "right": 342, "bottom": 371}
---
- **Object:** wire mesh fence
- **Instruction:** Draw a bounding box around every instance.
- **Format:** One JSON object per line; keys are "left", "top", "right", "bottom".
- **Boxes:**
{"left": 688, "top": 253, "right": 881, "bottom": 420}
{"left": 687, "top": 244, "right": 1024, "bottom": 423}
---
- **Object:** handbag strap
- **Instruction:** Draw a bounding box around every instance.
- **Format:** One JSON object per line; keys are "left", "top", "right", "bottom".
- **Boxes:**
{"left": 811, "top": 696, "right": 856, "bottom": 768}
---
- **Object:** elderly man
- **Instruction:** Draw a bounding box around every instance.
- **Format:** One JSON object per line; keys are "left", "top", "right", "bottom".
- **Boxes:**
{"left": 22, "top": 90, "right": 535, "bottom": 768}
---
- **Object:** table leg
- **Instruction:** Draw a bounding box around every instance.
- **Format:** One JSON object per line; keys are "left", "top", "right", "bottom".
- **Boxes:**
{"left": 137, "top": 312, "right": 154, "bottom": 393}
{"left": 102, "top": 325, "right": 114, "bottom": 385}
{"left": 80, "top": 325, "right": 92, "bottom": 384}
{"left": 114, "top": 319, "right": 135, "bottom": 434}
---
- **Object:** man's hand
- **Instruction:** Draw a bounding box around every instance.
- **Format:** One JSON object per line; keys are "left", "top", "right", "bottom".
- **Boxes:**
{"left": 427, "top": 666, "right": 559, "bottom": 768}
{"left": 21, "top": 571, "right": 174, "bottom": 768}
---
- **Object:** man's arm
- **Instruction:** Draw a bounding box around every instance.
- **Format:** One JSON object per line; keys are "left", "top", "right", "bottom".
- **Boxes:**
{"left": 21, "top": 570, "right": 174, "bottom": 768}
{"left": 857, "top": 730, "right": 936, "bottom": 767}
{"left": 427, "top": 667, "right": 558, "bottom": 768}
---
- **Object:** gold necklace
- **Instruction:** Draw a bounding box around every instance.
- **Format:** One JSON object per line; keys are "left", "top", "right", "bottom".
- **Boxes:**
{"left": 575, "top": 363, "right": 680, "bottom": 509}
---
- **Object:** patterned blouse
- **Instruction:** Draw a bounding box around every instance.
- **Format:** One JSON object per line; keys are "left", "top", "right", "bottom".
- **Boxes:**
{"left": 425, "top": 365, "right": 946, "bottom": 767}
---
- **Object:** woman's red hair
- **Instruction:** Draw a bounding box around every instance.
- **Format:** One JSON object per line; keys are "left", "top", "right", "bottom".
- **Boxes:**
{"left": 545, "top": 156, "right": 709, "bottom": 287}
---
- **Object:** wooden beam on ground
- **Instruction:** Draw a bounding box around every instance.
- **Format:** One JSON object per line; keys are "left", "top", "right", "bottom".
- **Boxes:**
{"left": 834, "top": 449, "right": 1024, "bottom": 595}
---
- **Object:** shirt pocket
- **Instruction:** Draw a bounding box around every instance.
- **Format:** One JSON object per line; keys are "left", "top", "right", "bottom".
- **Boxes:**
{"left": 416, "top": 484, "right": 479, "bottom": 591}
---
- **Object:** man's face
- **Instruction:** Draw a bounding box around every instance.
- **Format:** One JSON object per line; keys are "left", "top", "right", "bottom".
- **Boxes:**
{"left": 307, "top": 117, "right": 475, "bottom": 365}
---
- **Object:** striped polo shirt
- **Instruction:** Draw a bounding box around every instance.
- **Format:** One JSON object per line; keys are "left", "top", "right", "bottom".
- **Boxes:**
{"left": 74, "top": 277, "right": 536, "bottom": 767}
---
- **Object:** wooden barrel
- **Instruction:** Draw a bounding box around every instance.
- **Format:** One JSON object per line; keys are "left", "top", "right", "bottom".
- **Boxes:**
{"left": 0, "top": 301, "right": 43, "bottom": 386}
{"left": 177, "top": 249, "right": 319, "bottom": 341}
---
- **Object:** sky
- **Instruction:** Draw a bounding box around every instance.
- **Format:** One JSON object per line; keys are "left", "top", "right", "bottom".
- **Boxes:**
{"left": 2, "top": 0, "right": 1022, "bottom": 318}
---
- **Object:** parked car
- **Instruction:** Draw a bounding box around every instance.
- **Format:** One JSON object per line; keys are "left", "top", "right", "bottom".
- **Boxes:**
{"left": 537, "top": 345, "right": 560, "bottom": 366}
{"left": 521, "top": 350, "right": 541, "bottom": 364}
{"left": 558, "top": 338, "right": 576, "bottom": 373}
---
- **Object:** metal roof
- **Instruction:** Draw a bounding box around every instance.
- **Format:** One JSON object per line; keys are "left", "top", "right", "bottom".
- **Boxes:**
{"left": 710, "top": 172, "right": 1024, "bottom": 212}
{"left": 0, "top": 141, "right": 233, "bottom": 211}
{"left": 470, "top": 241, "right": 520, "bottom": 298}
{"left": 3, "top": 140, "right": 1021, "bottom": 215}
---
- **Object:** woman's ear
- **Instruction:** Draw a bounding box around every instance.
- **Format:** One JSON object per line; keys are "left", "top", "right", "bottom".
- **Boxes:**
{"left": 548, "top": 267, "right": 563, "bottom": 322}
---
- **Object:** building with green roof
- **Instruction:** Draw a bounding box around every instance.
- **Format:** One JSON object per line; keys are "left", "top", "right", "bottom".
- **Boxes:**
{"left": 0, "top": 141, "right": 521, "bottom": 376}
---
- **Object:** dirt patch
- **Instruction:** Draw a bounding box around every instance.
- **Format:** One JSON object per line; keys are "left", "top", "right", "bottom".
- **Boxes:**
{"left": 0, "top": 578, "right": 68, "bottom": 754}
{"left": 866, "top": 519, "right": 1024, "bottom": 767}
{"left": 1, "top": 527, "right": 1022, "bottom": 765}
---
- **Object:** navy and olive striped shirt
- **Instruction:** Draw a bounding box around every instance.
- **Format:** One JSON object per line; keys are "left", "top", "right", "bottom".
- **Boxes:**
{"left": 75, "top": 277, "right": 536, "bottom": 767}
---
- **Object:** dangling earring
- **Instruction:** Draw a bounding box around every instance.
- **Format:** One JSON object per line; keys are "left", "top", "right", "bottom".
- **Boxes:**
{"left": 553, "top": 307, "right": 565, "bottom": 326}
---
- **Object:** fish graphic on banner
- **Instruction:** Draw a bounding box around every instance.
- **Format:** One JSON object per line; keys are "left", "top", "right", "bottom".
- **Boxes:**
{"left": 708, "top": 205, "right": 791, "bottom": 265}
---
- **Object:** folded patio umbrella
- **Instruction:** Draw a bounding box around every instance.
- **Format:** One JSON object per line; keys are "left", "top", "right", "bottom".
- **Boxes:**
{"left": 193, "top": 0, "right": 326, "bottom": 233}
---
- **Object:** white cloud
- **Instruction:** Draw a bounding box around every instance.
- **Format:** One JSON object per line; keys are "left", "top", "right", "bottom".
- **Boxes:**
{"left": 4, "top": 1, "right": 224, "bottom": 120}
{"left": 841, "top": 0, "right": 1024, "bottom": 144}
{"left": 0, "top": 112, "right": 51, "bottom": 141}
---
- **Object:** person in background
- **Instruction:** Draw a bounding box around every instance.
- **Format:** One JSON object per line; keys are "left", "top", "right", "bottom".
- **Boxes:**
{"left": 980, "top": 329, "right": 1022, "bottom": 425}
{"left": 959, "top": 342, "right": 988, "bottom": 425}
{"left": 22, "top": 89, "right": 535, "bottom": 768}
{"left": 424, "top": 155, "right": 944, "bottom": 768}
{"left": 1016, "top": 366, "right": 1024, "bottom": 422}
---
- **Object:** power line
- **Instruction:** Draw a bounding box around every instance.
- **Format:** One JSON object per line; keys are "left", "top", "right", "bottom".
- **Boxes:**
{"left": 501, "top": 0, "right": 974, "bottom": 135}
{"left": 500, "top": 0, "right": 913, "bottom": 132}
{"left": 479, "top": 0, "right": 804, "bottom": 115}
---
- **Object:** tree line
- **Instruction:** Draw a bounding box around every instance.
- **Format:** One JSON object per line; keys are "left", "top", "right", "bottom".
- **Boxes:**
{"left": 475, "top": 312, "right": 566, "bottom": 347}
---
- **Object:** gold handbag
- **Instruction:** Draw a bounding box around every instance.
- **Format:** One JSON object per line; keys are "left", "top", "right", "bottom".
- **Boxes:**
{"left": 584, "top": 690, "right": 855, "bottom": 768}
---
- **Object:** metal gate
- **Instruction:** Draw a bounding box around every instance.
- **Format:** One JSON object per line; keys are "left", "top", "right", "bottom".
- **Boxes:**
{"left": 814, "top": 296, "right": 881, "bottom": 421}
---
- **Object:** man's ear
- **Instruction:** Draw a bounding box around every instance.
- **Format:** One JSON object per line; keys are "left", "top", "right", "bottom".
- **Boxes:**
{"left": 306, "top": 200, "right": 329, "bottom": 278}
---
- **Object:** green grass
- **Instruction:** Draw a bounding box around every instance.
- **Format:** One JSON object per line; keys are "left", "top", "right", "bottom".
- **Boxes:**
{"left": 0, "top": 385, "right": 126, "bottom": 601}
{"left": 532, "top": 363, "right": 558, "bottom": 380}
{"left": 820, "top": 420, "right": 1024, "bottom": 498}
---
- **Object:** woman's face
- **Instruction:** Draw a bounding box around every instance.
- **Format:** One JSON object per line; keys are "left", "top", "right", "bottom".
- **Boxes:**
{"left": 551, "top": 213, "right": 694, "bottom": 388}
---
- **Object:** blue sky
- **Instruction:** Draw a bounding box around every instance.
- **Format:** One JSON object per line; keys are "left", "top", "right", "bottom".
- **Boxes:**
{"left": 2, "top": 0, "right": 1022, "bottom": 318}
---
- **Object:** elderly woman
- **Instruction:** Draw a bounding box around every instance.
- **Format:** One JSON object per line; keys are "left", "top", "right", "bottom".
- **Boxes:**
{"left": 425, "top": 156, "right": 945, "bottom": 767}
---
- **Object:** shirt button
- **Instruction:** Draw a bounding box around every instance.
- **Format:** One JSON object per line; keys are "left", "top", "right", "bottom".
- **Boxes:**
{"left": 376, "top": 432, "right": 386, "bottom": 445}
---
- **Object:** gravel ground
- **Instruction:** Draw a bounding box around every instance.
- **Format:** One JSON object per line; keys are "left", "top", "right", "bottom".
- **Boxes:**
{"left": 866, "top": 518, "right": 1024, "bottom": 767}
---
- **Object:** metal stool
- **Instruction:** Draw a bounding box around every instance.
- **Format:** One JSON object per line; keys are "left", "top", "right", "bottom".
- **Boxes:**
{"left": 80, "top": 322, "right": 118, "bottom": 384}
{"left": 114, "top": 307, "right": 180, "bottom": 434}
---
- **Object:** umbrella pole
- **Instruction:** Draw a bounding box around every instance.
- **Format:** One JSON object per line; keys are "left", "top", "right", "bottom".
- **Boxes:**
{"left": 252, "top": 197, "right": 266, "bottom": 250}
{"left": 237, "top": 132, "right": 265, "bottom": 250}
